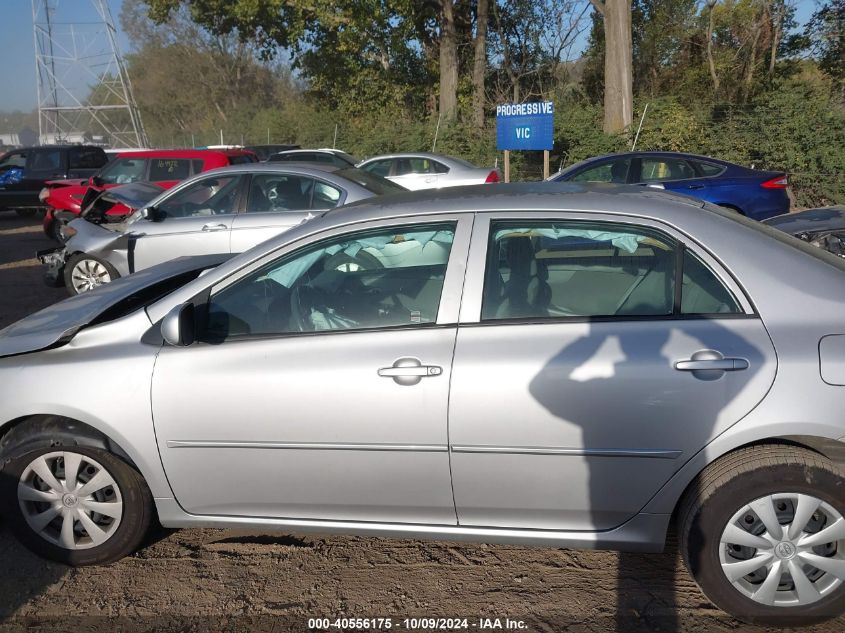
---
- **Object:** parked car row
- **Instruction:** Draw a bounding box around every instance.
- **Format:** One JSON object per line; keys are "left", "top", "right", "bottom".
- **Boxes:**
{"left": 2, "top": 181, "right": 845, "bottom": 626}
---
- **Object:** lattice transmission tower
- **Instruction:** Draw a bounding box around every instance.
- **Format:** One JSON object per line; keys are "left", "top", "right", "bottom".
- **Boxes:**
{"left": 32, "top": 0, "right": 149, "bottom": 147}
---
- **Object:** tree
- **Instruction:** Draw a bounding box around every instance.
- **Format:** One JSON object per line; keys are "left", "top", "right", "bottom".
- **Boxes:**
{"left": 471, "top": 0, "right": 489, "bottom": 129}
{"left": 804, "top": 0, "right": 845, "bottom": 90}
{"left": 438, "top": 0, "right": 459, "bottom": 121}
{"left": 588, "top": 0, "right": 633, "bottom": 134}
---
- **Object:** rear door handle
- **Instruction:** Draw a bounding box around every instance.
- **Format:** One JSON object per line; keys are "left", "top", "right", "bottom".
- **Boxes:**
{"left": 202, "top": 223, "right": 227, "bottom": 232}
{"left": 687, "top": 184, "right": 705, "bottom": 190}
{"left": 378, "top": 357, "right": 442, "bottom": 386}
{"left": 674, "top": 350, "right": 748, "bottom": 380}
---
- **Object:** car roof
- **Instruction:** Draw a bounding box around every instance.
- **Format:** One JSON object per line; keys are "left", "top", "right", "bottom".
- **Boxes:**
{"left": 199, "top": 162, "right": 344, "bottom": 176}
{"left": 110, "top": 149, "right": 248, "bottom": 160}
{"left": 360, "top": 151, "right": 461, "bottom": 163}
{"left": 328, "top": 182, "right": 705, "bottom": 220}
{"left": 563, "top": 151, "right": 735, "bottom": 169}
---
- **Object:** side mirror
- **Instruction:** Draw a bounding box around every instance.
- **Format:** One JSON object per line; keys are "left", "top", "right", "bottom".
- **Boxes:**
{"left": 161, "top": 303, "right": 195, "bottom": 346}
{"left": 140, "top": 206, "right": 159, "bottom": 221}
{"left": 91, "top": 175, "right": 104, "bottom": 187}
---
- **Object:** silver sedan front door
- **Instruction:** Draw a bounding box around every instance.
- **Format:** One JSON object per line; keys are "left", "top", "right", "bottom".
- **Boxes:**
{"left": 151, "top": 215, "right": 471, "bottom": 524}
{"left": 131, "top": 174, "right": 245, "bottom": 272}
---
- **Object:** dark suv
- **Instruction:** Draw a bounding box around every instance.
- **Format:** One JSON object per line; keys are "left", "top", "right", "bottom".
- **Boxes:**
{"left": 0, "top": 145, "right": 109, "bottom": 216}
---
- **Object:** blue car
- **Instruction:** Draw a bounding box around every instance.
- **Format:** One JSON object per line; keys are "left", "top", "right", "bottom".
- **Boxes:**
{"left": 550, "top": 151, "right": 790, "bottom": 220}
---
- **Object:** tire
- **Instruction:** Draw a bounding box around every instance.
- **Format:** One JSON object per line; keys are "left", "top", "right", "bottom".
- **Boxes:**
{"left": 0, "top": 442, "right": 153, "bottom": 566}
{"left": 678, "top": 444, "right": 845, "bottom": 626}
{"left": 47, "top": 217, "right": 66, "bottom": 243}
{"left": 64, "top": 252, "right": 119, "bottom": 296}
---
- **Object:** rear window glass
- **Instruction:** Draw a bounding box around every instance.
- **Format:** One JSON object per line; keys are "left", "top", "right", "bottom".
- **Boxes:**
{"left": 335, "top": 167, "right": 407, "bottom": 195}
{"left": 69, "top": 147, "right": 108, "bottom": 169}
{"left": 149, "top": 158, "right": 191, "bottom": 181}
{"left": 694, "top": 161, "right": 726, "bottom": 177}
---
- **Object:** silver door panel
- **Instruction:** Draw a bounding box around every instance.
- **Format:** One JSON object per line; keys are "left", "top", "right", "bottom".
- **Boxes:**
{"left": 152, "top": 324, "right": 459, "bottom": 523}
{"left": 132, "top": 216, "right": 234, "bottom": 271}
{"left": 229, "top": 212, "right": 310, "bottom": 253}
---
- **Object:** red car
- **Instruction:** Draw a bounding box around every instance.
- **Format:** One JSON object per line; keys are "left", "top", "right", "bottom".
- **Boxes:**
{"left": 42, "top": 148, "right": 258, "bottom": 240}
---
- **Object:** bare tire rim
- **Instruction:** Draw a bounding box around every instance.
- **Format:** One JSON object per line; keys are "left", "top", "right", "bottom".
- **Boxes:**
{"left": 17, "top": 451, "right": 123, "bottom": 550}
{"left": 719, "top": 493, "right": 845, "bottom": 607}
{"left": 71, "top": 259, "right": 111, "bottom": 293}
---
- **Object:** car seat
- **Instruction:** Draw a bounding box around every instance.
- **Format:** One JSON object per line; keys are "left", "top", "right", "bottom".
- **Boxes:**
{"left": 494, "top": 236, "right": 551, "bottom": 319}
{"left": 610, "top": 161, "right": 628, "bottom": 183}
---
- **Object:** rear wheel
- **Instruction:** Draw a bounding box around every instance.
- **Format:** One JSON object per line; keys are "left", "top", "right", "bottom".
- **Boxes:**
{"left": 679, "top": 445, "right": 845, "bottom": 626}
{"left": 64, "top": 253, "right": 119, "bottom": 295}
{"left": 0, "top": 444, "right": 153, "bottom": 565}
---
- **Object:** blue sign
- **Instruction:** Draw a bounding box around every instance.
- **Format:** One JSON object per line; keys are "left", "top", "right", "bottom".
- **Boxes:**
{"left": 496, "top": 101, "right": 554, "bottom": 151}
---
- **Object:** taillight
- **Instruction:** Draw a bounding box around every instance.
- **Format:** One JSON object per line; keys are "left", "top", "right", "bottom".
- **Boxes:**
{"left": 761, "top": 175, "right": 788, "bottom": 189}
{"left": 485, "top": 170, "right": 499, "bottom": 183}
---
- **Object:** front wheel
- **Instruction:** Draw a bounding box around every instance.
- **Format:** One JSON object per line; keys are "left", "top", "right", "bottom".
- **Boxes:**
{"left": 0, "top": 445, "right": 153, "bottom": 565}
{"left": 679, "top": 445, "right": 845, "bottom": 626}
{"left": 64, "top": 253, "right": 119, "bottom": 295}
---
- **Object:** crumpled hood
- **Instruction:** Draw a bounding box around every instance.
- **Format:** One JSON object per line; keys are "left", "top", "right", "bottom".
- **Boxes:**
{"left": 764, "top": 206, "right": 845, "bottom": 236}
{"left": 0, "top": 254, "right": 232, "bottom": 359}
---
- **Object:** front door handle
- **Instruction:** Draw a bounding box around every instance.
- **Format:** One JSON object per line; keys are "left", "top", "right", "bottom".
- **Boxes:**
{"left": 687, "top": 184, "right": 706, "bottom": 190}
{"left": 674, "top": 350, "right": 748, "bottom": 380}
{"left": 378, "top": 357, "right": 442, "bottom": 386}
{"left": 202, "top": 223, "right": 227, "bottom": 232}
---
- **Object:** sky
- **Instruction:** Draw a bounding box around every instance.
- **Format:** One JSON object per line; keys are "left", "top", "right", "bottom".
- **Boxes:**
{"left": 0, "top": 0, "right": 822, "bottom": 114}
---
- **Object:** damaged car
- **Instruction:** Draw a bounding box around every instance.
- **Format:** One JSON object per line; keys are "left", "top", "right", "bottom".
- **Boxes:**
{"left": 40, "top": 163, "right": 404, "bottom": 295}
{"left": 764, "top": 206, "right": 845, "bottom": 258}
{"left": 4, "top": 183, "right": 845, "bottom": 626}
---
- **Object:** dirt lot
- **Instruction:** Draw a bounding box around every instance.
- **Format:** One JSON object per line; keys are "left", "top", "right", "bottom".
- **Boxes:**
{"left": 0, "top": 212, "right": 842, "bottom": 633}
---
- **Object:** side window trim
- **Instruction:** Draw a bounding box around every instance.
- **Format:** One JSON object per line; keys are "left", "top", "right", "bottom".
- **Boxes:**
{"left": 459, "top": 212, "right": 754, "bottom": 325}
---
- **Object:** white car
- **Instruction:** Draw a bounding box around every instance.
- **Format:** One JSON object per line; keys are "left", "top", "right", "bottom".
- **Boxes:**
{"left": 357, "top": 152, "right": 500, "bottom": 190}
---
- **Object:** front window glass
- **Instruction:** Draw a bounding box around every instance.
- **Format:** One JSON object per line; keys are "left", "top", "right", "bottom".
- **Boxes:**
{"left": 570, "top": 159, "right": 631, "bottom": 183}
{"left": 99, "top": 158, "right": 147, "bottom": 184}
{"left": 156, "top": 175, "right": 243, "bottom": 219}
{"left": 205, "top": 223, "right": 456, "bottom": 339}
{"left": 482, "top": 221, "right": 676, "bottom": 320}
{"left": 247, "top": 174, "right": 315, "bottom": 212}
{"left": 0, "top": 152, "right": 27, "bottom": 169}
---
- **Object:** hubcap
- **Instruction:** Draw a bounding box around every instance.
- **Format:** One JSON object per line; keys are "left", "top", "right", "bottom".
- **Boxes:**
{"left": 71, "top": 259, "right": 111, "bottom": 293}
{"left": 17, "top": 451, "right": 123, "bottom": 550}
{"left": 719, "top": 493, "right": 845, "bottom": 607}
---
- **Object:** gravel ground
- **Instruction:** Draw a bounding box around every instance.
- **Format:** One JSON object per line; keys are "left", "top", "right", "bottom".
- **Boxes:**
{"left": 0, "top": 212, "right": 843, "bottom": 633}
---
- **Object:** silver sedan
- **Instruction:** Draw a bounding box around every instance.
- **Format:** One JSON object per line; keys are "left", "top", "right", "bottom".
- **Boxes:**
{"left": 357, "top": 152, "right": 500, "bottom": 190}
{"left": 43, "top": 163, "right": 403, "bottom": 295}
{"left": 2, "top": 182, "right": 845, "bottom": 625}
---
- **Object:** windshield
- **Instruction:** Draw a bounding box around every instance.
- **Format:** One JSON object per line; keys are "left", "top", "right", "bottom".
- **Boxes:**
{"left": 98, "top": 157, "right": 147, "bottom": 185}
{"left": 336, "top": 167, "right": 407, "bottom": 195}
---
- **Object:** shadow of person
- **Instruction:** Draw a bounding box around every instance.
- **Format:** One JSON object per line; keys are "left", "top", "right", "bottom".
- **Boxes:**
{"left": 0, "top": 470, "right": 68, "bottom": 624}
{"left": 528, "top": 317, "right": 765, "bottom": 631}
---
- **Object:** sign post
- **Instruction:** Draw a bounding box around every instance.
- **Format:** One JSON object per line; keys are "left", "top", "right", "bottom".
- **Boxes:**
{"left": 495, "top": 101, "right": 554, "bottom": 183}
